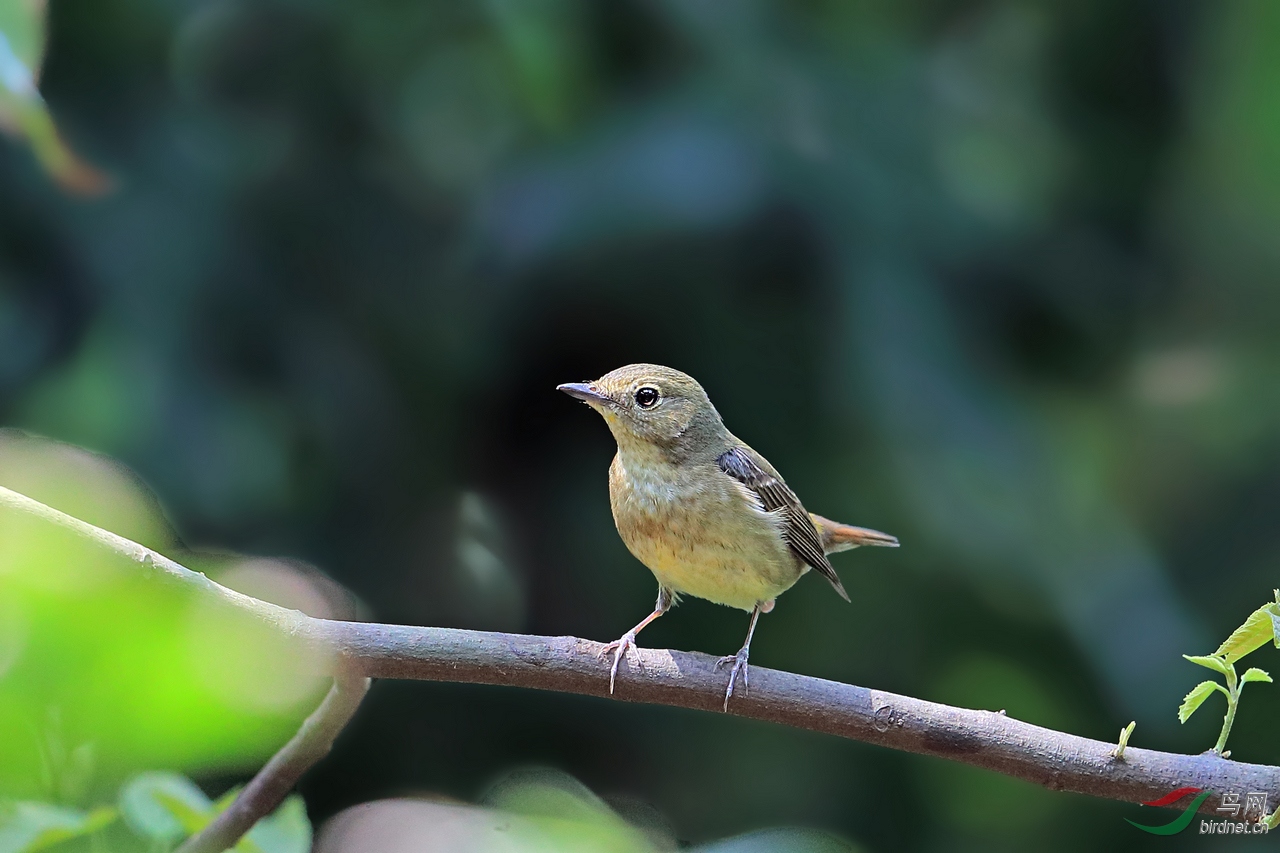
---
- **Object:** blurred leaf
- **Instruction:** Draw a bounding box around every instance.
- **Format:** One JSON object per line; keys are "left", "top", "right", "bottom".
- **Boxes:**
{"left": 154, "top": 790, "right": 213, "bottom": 836}
{"left": 118, "top": 772, "right": 211, "bottom": 842}
{"left": 317, "top": 797, "right": 658, "bottom": 853}
{"left": 243, "top": 795, "right": 310, "bottom": 853}
{"left": 480, "top": 768, "right": 656, "bottom": 852}
{"left": 118, "top": 776, "right": 306, "bottom": 853}
{"left": 484, "top": 767, "right": 618, "bottom": 825}
{"left": 1178, "top": 680, "right": 1225, "bottom": 724}
{"left": 1241, "top": 667, "right": 1272, "bottom": 684}
{"left": 151, "top": 788, "right": 276, "bottom": 850}
{"left": 1272, "top": 601, "right": 1280, "bottom": 649}
{"left": 1215, "top": 602, "right": 1280, "bottom": 662}
{"left": 0, "top": 801, "right": 115, "bottom": 853}
{"left": 690, "top": 828, "right": 859, "bottom": 852}
{"left": 1182, "top": 654, "right": 1231, "bottom": 677}
{"left": 0, "top": 0, "right": 41, "bottom": 69}
{"left": 0, "top": 1, "right": 108, "bottom": 194}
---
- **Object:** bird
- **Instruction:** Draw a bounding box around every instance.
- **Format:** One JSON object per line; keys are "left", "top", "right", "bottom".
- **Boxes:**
{"left": 557, "top": 363, "right": 898, "bottom": 710}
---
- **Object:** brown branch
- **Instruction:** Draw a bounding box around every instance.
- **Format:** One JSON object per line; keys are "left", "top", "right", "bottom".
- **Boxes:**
{"left": 3, "top": 484, "right": 1277, "bottom": 853}
{"left": 314, "top": 621, "right": 1280, "bottom": 816}
{"left": 174, "top": 667, "right": 370, "bottom": 853}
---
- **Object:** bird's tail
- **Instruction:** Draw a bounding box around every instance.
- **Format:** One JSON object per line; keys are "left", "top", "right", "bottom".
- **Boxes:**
{"left": 809, "top": 513, "right": 899, "bottom": 554}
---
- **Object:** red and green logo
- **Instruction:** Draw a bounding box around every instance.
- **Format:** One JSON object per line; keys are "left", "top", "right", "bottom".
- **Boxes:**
{"left": 1128, "top": 787, "right": 1273, "bottom": 835}
{"left": 1126, "top": 787, "right": 1212, "bottom": 835}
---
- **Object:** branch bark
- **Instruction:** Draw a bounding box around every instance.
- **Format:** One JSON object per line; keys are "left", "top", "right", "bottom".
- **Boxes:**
{"left": 315, "top": 621, "right": 1280, "bottom": 814}
{"left": 3, "top": 484, "right": 1275, "bottom": 852}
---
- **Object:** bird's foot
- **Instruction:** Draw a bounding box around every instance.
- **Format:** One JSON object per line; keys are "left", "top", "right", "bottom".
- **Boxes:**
{"left": 598, "top": 631, "right": 640, "bottom": 693}
{"left": 715, "top": 648, "right": 750, "bottom": 711}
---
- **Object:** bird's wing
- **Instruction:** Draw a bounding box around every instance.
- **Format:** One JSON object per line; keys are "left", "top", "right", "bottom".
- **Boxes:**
{"left": 716, "top": 445, "right": 850, "bottom": 602}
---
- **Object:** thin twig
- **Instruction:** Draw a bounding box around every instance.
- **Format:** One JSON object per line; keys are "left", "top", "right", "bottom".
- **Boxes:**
{"left": 174, "top": 668, "right": 369, "bottom": 853}
{"left": 3, "top": 484, "right": 1277, "bottom": 841}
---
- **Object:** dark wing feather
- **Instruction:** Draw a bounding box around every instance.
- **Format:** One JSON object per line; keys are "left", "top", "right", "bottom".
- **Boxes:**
{"left": 717, "top": 446, "right": 850, "bottom": 602}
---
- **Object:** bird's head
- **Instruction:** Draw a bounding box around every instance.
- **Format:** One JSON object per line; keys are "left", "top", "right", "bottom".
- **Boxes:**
{"left": 557, "top": 364, "right": 726, "bottom": 461}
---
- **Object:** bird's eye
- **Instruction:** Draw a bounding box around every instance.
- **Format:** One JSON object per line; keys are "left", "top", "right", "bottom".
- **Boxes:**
{"left": 634, "top": 387, "right": 660, "bottom": 408}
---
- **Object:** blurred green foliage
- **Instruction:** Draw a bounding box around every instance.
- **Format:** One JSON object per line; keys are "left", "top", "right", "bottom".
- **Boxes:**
{"left": 0, "top": 0, "right": 106, "bottom": 193}
{"left": 0, "top": 768, "right": 309, "bottom": 853}
{"left": 3, "top": 0, "right": 1280, "bottom": 849}
{"left": 0, "top": 445, "right": 330, "bottom": 801}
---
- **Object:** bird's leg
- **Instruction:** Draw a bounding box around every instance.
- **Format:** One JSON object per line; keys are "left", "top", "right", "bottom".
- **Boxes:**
{"left": 716, "top": 604, "right": 763, "bottom": 711}
{"left": 599, "top": 587, "right": 673, "bottom": 693}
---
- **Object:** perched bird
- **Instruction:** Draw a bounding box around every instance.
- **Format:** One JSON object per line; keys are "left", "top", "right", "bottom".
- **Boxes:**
{"left": 558, "top": 363, "right": 898, "bottom": 710}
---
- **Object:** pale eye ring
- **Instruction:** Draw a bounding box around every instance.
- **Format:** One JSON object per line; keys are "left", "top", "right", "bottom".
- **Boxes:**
{"left": 634, "top": 387, "right": 660, "bottom": 408}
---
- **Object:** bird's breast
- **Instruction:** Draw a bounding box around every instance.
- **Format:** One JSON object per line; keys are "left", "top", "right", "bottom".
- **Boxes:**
{"left": 607, "top": 452, "right": 800, "bottom": 611}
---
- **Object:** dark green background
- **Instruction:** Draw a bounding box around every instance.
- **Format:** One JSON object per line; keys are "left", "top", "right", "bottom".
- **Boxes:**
{"left": 5, "top": 0, "right": 1280, "bottom": 849}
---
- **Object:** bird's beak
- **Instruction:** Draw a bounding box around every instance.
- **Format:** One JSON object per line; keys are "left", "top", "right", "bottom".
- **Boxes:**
{"left": 557, "top": 382, "right": 610, "bottom": 406}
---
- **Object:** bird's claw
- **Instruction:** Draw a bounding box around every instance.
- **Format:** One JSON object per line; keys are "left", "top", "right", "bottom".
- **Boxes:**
{"left": 716, "top": 648, "right": 750, "bottom": 711}
{"left": 599, "top": 631, "right": 640, "bottom": 693}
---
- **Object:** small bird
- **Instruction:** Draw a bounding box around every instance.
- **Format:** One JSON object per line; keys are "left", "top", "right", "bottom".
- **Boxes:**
{"left": 558, "top": 364, "right": 898, "bottom": 710}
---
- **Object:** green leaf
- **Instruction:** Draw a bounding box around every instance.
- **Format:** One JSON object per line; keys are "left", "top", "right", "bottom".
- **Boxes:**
{"left": 29, "top": 806, "right": 114, "bottom": 852}
{"left": 1241, "top": 667, "right": 1272, "bottom": 684}
{"left": 117, "top": 776, "right": 308, "bottom": 853}
{"left": 153, "top": 791, "right": 213, "bottom": 835}
{"left": 243, "top": 795, "right": 311, "bottom": 853}
{"left": 484, "top": 768, "right": 617, "bottom": 824}
{"left": 0, "top": 801, "right": 116, "bottom": 853}
{"left": 1216, "top": 603, "right": 1280, "bottom": 662}
{"left": 1178, "top": 680, "right": 1225, "bottom": 723}
{"left": 234, "top": 835, "right": 269, "bottom": 853}
{"left": 118, "top": 772, "right": 212, "bottom": 842}
{"left": 144, "top": 786, "right": 310, "bottom": 853}
{"left": 1182, "top": 654, "right": 1231, "bottom": 676}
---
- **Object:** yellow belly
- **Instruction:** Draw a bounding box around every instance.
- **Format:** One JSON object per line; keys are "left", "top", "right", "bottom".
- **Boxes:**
{"left": 608, "top": 453, "right": 802, "bottom": 611}
{"left": 636, "top": 537, "right": 802, "bottom": 611}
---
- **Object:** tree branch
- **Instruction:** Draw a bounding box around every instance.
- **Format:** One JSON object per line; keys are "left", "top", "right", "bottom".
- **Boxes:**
{"left": 3, "top": 484, "right": 1276, "bottom": 853}
{"left": 174, "top": 668, "right": 370, "bottom": 853}
{"left": 313, "top": 621, "right": 1280, "bottom": 815}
